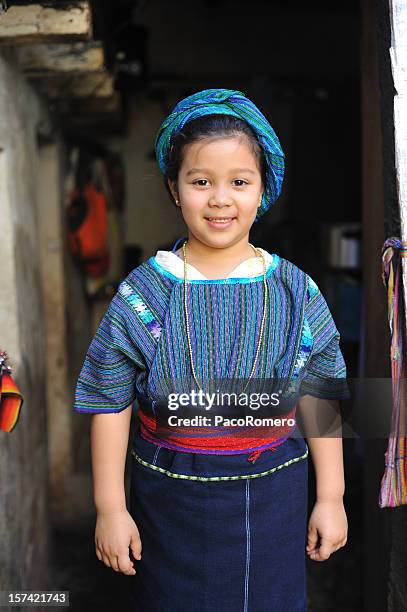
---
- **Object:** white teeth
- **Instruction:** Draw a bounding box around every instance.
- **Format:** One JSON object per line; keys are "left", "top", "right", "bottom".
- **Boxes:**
{"left": 207, "top": 217, "right": 233, "bottom": 222}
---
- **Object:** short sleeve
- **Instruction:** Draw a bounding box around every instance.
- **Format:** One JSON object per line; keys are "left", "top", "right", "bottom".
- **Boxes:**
{"left": 300, "top": 276, "right": 350, "bottom": 400}
{"left": 73, "top": 291, "right": 146, "bottom": 414}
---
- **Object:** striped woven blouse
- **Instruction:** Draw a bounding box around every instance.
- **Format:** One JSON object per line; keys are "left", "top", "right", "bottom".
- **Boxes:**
{"left": 73, "top": 238, "right": 348, "bottom": 455}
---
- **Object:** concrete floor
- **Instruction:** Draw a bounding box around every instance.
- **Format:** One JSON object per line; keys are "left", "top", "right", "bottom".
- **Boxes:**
{"left": 50, "top": 514, "right": 134, "bottom": 612}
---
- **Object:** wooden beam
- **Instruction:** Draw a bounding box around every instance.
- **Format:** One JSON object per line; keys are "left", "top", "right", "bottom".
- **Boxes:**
{"left": 0, "top": 2, "right": 92, "bottom": 45}
{"left": 63, "top": 114, "right": 125, "bottom": 137}
{"left": 16, "top": 42, "right": 104, "bottom": 76}
{"left": 37, "top": 72, "right": 115, "bottom": 99}
{"left": 68, "top": 92, "right": 120, "bottom": 114}
{"left": 58, "top": 92, "right": 124, "bottom": 135}
{"left": 55, "top": 91, "right": 121, "bottom": 116}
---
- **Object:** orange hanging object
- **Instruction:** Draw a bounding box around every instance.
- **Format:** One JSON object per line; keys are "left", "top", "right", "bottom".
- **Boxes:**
{"left": 67, "top": 182, "right": 110, "bottom": 277}
{"left": 0, "top": 351, "right": 24, "bottom": 433}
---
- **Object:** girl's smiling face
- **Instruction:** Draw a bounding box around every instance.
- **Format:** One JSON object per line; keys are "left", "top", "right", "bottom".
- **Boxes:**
{"left": 168, "top": 135, "right": 264, "bottom": 250}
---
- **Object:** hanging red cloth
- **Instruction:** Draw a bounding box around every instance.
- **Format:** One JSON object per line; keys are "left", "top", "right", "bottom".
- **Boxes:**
{"left": 67, "top": 182, "right": 110, "bottom": 277}
{"left": 0, "top": 350, "right": 23, "bottom": 433}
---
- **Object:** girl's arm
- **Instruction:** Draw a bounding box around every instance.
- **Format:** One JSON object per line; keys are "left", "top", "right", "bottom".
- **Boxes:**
{"left": 91, "top": 405, "right": 132, "bottom": 513}
{"left": 297, "top": 396, "right": 345, "bottom": 500}
{"left": 297, "top": 396, "right": 348, "bottom": 561}
{"left": 91, "top": 405, "right": 142, "bottom": 575}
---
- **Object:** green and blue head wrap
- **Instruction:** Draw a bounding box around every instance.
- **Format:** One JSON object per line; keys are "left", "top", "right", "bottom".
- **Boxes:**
{"left": 154, "top": 88, "right": 285, "bottom": 222}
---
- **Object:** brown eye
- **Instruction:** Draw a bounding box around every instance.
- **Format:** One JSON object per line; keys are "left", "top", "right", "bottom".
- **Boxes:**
{"left": 193, "top": 179, "right": 209, "bottom": 186}
{"left": 233, "top": 180, "right": 248, "bottom": 187}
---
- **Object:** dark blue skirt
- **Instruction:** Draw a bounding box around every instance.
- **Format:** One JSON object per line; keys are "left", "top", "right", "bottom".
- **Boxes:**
{"left": 129, "top": 430, "right": 309, "bottom": 612}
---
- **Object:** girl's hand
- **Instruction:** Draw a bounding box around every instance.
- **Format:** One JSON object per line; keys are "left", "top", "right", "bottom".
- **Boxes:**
{"left": 306, "top": 498, "right": 348, "bottom": 561}
{"left": 95, "top": 509, "right": 142, "bottom": 575}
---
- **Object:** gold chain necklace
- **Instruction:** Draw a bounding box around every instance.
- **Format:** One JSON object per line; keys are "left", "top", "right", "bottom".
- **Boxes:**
{"left": 182, "top": 239, "right": 268, "bottom": 397}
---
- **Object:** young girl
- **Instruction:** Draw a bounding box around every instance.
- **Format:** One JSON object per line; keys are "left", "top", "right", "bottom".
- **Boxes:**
{"left": 74, "top": 88, "right": 348, "bottom": 611}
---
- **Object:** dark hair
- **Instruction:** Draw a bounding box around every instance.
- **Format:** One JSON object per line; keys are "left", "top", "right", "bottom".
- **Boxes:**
{"left": 162, "top": 114, "right": 267, "bottom": 207}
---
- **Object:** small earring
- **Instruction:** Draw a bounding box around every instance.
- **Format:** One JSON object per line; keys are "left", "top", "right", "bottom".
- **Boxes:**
{"left": 175, "top": 199, "right": 179, "bottom": 205}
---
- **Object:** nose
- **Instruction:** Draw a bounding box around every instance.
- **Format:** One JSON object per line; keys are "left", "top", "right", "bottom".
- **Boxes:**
{"left": 208, "top": 187, "right": 233, "bottom": 207}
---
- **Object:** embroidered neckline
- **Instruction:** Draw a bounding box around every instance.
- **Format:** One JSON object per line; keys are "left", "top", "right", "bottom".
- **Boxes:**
{"left": 148, "top": 252, "right": 280, "bottom": 285}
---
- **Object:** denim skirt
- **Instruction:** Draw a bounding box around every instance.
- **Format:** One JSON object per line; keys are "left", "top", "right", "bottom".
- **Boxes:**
{"left": 129, "top": 431, "right": 309, "bottom": 612}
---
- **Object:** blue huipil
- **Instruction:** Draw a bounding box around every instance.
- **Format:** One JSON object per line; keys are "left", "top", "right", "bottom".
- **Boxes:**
{"left": 74, "top": 237, "right": 348, "bottom": 612}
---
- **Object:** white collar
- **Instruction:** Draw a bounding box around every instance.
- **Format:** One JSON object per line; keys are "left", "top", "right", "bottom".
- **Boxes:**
{"left": 153, "top": 247, "right": 274, "bottom": 280}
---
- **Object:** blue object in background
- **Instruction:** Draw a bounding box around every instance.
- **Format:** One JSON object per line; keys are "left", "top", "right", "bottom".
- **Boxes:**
{"left": 324, "top": 274, "right": 362, "bottom": 343}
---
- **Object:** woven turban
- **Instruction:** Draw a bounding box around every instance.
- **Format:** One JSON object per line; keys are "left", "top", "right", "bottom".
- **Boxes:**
{"left": 154, "top": 88, "right": 285, "bottom": 222}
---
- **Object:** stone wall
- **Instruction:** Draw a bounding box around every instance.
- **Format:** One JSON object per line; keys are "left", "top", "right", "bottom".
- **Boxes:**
{"left": 0, "top": 49, "right": 50, "bottom": 602}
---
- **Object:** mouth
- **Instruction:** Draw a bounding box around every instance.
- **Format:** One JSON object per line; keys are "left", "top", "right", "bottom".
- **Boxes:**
{"left": 204, "top": 216, "right": 236, "bottom": 225}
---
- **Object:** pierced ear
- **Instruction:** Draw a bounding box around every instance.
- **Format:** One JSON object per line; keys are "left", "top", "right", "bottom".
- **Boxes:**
{"left": 168, "top": 180, "right": 179, "bottom": 204}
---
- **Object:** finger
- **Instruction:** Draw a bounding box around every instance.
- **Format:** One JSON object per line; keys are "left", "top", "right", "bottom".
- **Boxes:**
{"left": 110, "top": 556, "right": 120, "bottom": 572}
{"left": 311, "top": 542, "right": 332, "bottom": 561}
{"left": 306, "top": 543, "right": 318, "bottom": 553}
{"left": 308, "top": 550, "right": 326, "bottom": 562}
{"left": 130, "top": 549, "right": 141, "bottom": 562}
{"left": 118, "top": 554, "right": 136, "bottom": 575}
{"left": 330, "top": 538, "right": 346, "bottom": 554}
{"left": 102, "top": 554, "right": 111, "bottom": 567}
{"left": 306, "top": 526, "right": 318, "bottom": 551}
{"left": 95, "top": 546, "right": 103, "bottom": 561}
{"left": 130, "top": 533, "right": 142, "bottom": 560}
{"left": 335, "top": 538, "right": 347, "bottom": 551}
{"left": 95, "top": 539, "right": 102, "bottom": 558}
